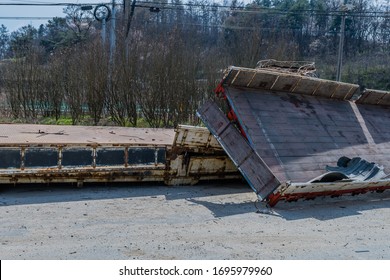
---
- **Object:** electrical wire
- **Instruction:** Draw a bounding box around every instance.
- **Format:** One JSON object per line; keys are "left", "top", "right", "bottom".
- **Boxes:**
{"left": 0, "top": 0, "right": 389, "bottom": 15}
{"left": 0, "top": 2, "right": 111, "bottom": 6}
{"left": 0, "top": 17, "right": 53, "bottom": 19}
{"left": 1, "top": 1, "right": 390, "bottom": 22}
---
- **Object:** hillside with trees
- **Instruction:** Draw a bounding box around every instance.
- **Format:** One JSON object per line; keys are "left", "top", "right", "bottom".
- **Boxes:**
{"left": 0, "top": 0, "right": 389, "bottom": 127}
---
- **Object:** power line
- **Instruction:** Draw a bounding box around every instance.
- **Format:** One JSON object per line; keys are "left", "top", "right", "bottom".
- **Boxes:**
{"left": 1, "top": 1, "right": 389, "bottom": 15}
{"left": 132, "top": 3, "right": 390, "bottom": 19}
{"left": 134, "top": 1, "right": 390, "bottom": 15}
{"left": 0, "top": 2, "right": 110, "bottom": 6}
{"left": 1, "top": 1, "right": 390, "bottom": 22}
{"left": 0, "top": 17, "right": 53, "bottom": 20}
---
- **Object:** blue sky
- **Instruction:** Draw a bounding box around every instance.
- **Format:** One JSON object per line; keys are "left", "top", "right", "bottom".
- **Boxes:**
{"left": 0, "top": 0, "right": 111, "bottom": 32}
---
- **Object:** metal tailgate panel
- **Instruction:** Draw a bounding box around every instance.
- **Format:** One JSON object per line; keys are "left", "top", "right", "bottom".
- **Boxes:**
{"left": 197, "top": 100, "right": 280, "bottom": 200}
{"left": 224, "top": 87, "right": 390, "bottom": 183}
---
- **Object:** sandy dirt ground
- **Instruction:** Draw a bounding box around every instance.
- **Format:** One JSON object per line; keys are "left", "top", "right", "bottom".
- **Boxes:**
{"left": 0, "top": 181, "right": 389, "bottom": 260}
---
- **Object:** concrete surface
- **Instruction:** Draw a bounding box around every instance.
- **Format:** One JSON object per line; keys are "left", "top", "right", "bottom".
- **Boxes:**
{"left": 0, "top": 181, "right": 389, "bottom": 260}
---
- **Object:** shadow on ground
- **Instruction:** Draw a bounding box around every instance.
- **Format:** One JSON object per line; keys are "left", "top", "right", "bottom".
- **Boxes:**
{"left": 0, "top": 180, "right": 249, "bottom": 206}
{"left": 1, "top": 181, "right": 389, "bottom": 221}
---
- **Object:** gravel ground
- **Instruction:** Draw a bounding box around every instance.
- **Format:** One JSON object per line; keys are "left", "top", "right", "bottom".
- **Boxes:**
{"left": 0, "top": 181, "right": 389, "bottom": 260}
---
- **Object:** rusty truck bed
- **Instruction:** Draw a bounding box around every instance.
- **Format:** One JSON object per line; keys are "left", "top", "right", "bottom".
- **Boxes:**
{"left": 0, "top": 124, "right": 240, "bottom": 186}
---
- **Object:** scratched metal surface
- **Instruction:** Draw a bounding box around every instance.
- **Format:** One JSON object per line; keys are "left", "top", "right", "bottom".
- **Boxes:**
{"left": 197, "top": 100, "right": 280, "bottom": 200}
{"left": 225, "top": 87, "right": 390, "bottom": 183}
{"left": 0, "top": 124, "right": 175, "bottom": 146}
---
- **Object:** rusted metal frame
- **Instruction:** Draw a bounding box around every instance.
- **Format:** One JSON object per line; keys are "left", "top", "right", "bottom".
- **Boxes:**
{"left": 0, "top": 125, "right": 243, "bottom": 187}
{"left": 214, "top": 78, "right": 251, "bottom": 141}
{"left": 166, "top": 141, "right": 240, "bottom": 180}
{"left": 0, "top": 166, "right": 167, "bottom": 185}
{"left": 223, "top": 88, "right": 249, "bottom": 141}
{"left": 20, "top": 146, "right": 26, "bottom": 170}
{"left": 165, "top": 126, "right": 242, "bottom": 185}
{"left": 173, "top": 125, "right": 224, "bottom": 152}
{"left": 164, "top": 153, "right": 241, "bottom": 186}
{"left": 268, "top": 183, "right": 390, "bottom": 207}
{"left": 223, "top": 66, "right": 361, "bottom": 101}
{"left": 0, "top": 144, "right": 166, "bottom": 171}
{"left": 172, "top": 127, "right": 187, "bottom": 147}
{"left": 214, "top": 80, "right": 226, "bottom": 99}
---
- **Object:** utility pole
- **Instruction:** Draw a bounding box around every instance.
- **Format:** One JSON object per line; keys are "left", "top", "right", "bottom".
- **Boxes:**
{"left": 94, "top": 5, "right": 111, "bottom": 49}
{"left": 336, "top": 4, "right": 353, "bottom": 82}
{"left": 109, "top": 0, "right": 116, "bottom": 65}
{"left": 102, "top": 18, "right": 107, "bottom": 45}
{"left": 125, "top": 0, "right": 137, "bottom": 60}
{"left": 336, "top": 11, "right": 346, "bottom": 81}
